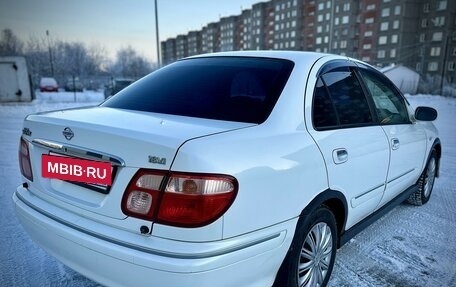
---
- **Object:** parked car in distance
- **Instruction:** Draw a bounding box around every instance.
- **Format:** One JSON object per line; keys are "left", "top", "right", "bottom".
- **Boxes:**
{"left": 104, "top": 78, "right": 134, "bottom": 98}
{"left": 39, "top": 77, "right": 58, "bottom": 92}
{"left": 15, "top": 51, "right": 440, "bottom": 287}
{"left": 64, "top": 78, "right": 84, "bottom": 92}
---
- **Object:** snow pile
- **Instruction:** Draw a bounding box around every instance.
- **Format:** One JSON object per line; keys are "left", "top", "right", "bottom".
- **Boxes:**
{"left": 36, "top": 90, "right": 105, "bottom": 103}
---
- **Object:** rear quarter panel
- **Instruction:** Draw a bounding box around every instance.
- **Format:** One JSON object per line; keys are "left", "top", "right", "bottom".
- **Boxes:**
{"left": 169, "top": 58, "right": 329, "bottom": 239}
{"left": 170, "top": 124, "right": 328, "bottom": 239}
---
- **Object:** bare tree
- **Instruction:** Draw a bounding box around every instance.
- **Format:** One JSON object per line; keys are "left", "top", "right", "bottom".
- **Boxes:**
{"left": 24, "top": 35, "right": 50, "bottom": 85}
{"left": 1, "top": 28, "right": 151, "bottom": 88}
{"left": 86, "top": 44, "right": 108, "bottom": 75}
{"left": 111, "top": 46, "right": 152, "bottom": 78}
{"left": 53, "top": 41, "right": 87, "bottom": 77}
{"left": 0, "top": 28, "right": 24, "bottom": 56}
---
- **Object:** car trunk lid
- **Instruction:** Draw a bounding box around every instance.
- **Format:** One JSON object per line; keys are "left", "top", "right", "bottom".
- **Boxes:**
{"left": 23, "top": 106, "right": 252, "bottom": 220}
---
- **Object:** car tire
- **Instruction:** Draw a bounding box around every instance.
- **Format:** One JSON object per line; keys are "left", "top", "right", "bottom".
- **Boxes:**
{"left": 275, "top": 205, "right": 337, "bottom": 287}
{"left": 407, "top": 150, "right": 437, "bottom": 206}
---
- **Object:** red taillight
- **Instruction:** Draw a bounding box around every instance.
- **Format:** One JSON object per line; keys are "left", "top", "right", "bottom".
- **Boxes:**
{"left": 121, "top": 170, "right": 238, "bottom": 227}
{"left": 121, "top": 170, "right": 164, "bottom": 221}
{"left": 19, "top": 138, "right": 33, "bottom": 181}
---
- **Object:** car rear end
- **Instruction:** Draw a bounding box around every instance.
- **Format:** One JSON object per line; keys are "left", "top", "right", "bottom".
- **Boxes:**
{"left": 14, "top": 53, "right": 309, "bottom": 286}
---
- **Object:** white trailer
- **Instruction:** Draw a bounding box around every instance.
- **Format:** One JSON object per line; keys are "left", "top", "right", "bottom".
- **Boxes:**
{"left": 0, "top": 56, "right": 32, "bottom": 102}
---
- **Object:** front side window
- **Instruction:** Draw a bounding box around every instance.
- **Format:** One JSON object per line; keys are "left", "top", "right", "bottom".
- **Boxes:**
{"left": 357, "top": 68, "right": 410, "bottom": 125}
{"left": 103, "top": 57, "right": 294, "bottom": 124}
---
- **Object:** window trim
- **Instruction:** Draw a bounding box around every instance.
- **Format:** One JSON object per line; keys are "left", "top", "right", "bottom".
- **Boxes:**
{"left": 312, "top": 61, "right": 413, "bottom": 131}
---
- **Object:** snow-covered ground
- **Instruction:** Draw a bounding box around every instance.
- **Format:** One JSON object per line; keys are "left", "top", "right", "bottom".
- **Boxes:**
{"left": 0, "top": 91, "right": 455, "bottom": 286}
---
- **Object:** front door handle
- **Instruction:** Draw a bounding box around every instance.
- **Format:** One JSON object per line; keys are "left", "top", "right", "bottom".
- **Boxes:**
{"left": 333, "top": 148, "right": 348, "bottom": 164}
{"left": 391, "top": 138, "right": 400, "bottom": 150}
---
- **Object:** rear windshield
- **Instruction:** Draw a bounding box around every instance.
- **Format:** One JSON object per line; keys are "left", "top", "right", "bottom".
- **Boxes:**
{"left": 102, "top": 57, "right": 294, "bottom": 124}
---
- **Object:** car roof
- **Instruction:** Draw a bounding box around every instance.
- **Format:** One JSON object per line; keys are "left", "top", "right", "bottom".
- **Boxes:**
{"left": 186, "top": 50, "right": 342, "bottom": 64}
{"left": 40, "top": 77, "right": 57, "bottom": 84}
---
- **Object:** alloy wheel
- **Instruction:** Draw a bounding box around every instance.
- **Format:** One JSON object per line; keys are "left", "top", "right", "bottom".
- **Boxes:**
{"left": 297, "top": 222, "right": 333, "bottom": 287}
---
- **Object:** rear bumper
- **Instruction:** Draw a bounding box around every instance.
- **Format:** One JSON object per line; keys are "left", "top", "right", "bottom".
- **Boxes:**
{"left": 13, "top": 186, "right": 296, "bottom": 287}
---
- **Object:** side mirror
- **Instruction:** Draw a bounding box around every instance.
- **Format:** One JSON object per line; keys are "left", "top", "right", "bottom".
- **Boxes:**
{"left": 415, "top": 106, "right": 437, "bottom": 121}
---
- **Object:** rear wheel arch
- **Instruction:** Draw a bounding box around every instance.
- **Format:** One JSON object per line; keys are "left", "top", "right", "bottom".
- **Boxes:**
{"left": 274, "top": 190, "right": 347, "bottom": 286}
{"left": 298, "top": 189, "right": 348, "bottom": 248}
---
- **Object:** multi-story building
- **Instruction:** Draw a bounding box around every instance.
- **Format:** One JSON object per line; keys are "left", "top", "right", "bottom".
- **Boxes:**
{"left": 417, "top": 0, "right": 456, "bottom": 85}
{"left": 175, "top": 35, "right": 188, "bottom": 60}
{"left": 312, "top": 0, "right": 332, "bottom": 53}
{"left": 187, "top": 31, "right": 202, "bottom": 57}
{"left": 251, "top": 2, "right": 274, "bottom": 50}
{"left": 358, "top": 0, "right": 379, "bottom": 63}
{"left": 330, "top": 0, "right": 360, "bottom": 57}
{"left": 372, "top": 1, "right": 420, "bottom": 68}
{"left": 239, "top": 9, "right": 252, "bottom": 50}
{"left": 272, "top": 0, "right": 302, "bottom": 50}
{"left": 301, "top": 0, "right": 316, "bottom": 51}
{"left": 161, "top": 38, "right": 176, "bottom": 66}
{"left": 160, "top": 0, "right": 456, "bottom": 89}
{"left": 220, "top": 16, "right": 238, "bottom": 51}
{"left": 201, "top": 22, "right": 220, "bottom": 53}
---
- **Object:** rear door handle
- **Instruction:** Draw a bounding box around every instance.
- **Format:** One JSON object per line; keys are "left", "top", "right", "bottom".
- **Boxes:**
{"left": 333, "top": 148, "right": 348, "bottom": 164}
{"left": 391, "top": 138, "right": 400, "bottom": 150}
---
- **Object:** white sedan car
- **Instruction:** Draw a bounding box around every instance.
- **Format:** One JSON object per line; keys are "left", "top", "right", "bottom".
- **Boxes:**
{"left": 14, "top": 51, "right": 440, "bottom": 287}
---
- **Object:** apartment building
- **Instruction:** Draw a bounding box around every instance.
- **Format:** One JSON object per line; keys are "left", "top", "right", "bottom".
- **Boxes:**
{"left": 330, "top": 0, "right": 360, "bottom": 57}
{"left": 272, "top": 0, "right": 302, "bottom": 50}
{"left": 418, "top": 0, "right": 456, "bottom": 84}
{"left": 251, "top": 2, "right": 274, "bottom": 50}
{"left": 374, "top": 1, "right": 421, "bottom": 67}
{"left": 301, "top": 0, "right": 316, "bottom": 51}
{"left": 175, "top": 35, "right": 188, "bottom": 60}
{"left": 220, "top": 16, "right": 238, "bottom": 51}
{"left": 160, "top": 0, "right": 455, "bottom": 86}
{"left": 187, "top": 31, "right": 202, "bottom": 57}
{"left": 161, "top": 38, "right": 176, "bottom": 66}
{"left": 239, "top": 9, "right": 253, "bottom": 50}
{"left": 201, "top": 22, "right": 220, "bottom": 53}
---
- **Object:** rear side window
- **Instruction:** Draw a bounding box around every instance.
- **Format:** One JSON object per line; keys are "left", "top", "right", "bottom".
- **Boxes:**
{"left": 103, "top": 57, "right": 294, "bottom": 124}
{"left": 313, "top": 67, "right": 373, "bottom": 130}
{"left": 313, "top": 78, "right": 338, "bottom": 128}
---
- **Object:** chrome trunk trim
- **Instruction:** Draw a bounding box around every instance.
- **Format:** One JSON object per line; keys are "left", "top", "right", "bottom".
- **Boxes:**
{"left": 32, "top": 138, "right": 125, "bottom": 167}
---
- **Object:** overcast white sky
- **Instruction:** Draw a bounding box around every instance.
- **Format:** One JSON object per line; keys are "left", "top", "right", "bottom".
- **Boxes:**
{"left": 0, "top": 0, "right": 262, "bottom": 62}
